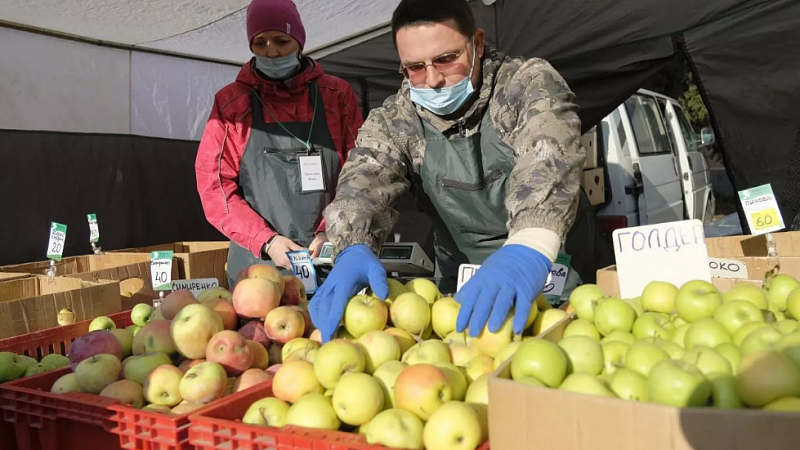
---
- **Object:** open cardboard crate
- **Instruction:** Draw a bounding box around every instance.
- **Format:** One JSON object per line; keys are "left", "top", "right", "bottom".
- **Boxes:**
{"left": 597, "top": 231, "right": 800, "bottom": 296}
{"left": 112, "top": 241, "right": 230, "bottom": 289}
{"left": 0, "top": 276, "right": 120, "bottom": 339}
{"left": 1, "top": 253, "right": 178, "bottom": 310}
{"left": 488, "top": 313, "right": 800, "bottom": 450}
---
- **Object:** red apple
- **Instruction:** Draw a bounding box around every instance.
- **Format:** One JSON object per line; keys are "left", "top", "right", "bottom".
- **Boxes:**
{"left": 240, "top": 264, "right": 285, "bottom": 295}
{"left": 161, "top": 290, "right": 199, "bottom": 320}
{"left": 233, "top": 278, "right": 282, "bottom": 319}
{"left": 264, "top": 306, "right": 306, "bottom": 344}
{"left": 178, "top": 358, "right": 206, "bottom": 373}
{"left": 281, "top": 275, "right": 302, "bottom": 306}
{"left": 206, "top": 330, "right": 254, "bottom": 376}
{"left": 233, "top": 368, "right": 273, "bottom": 393}
{"left": 266, "top": 364, "right": 281, "bottom": 376}
{"left": 132, "top": 320, "right": 176, "bottom": 356}
{"left": 248, "top": 340, "right": 270, "bottom": 369}
{"left": 288, "top": 305, "right": 311, "bottom": 333}
{"left": 204, "top": 298, "right": 238, "bottom": 330}
{"left": 238, "top": 320, "right": 271, "bottom": 348}
{"left": 68, "top": 330, "right": 123, "bottom": 371}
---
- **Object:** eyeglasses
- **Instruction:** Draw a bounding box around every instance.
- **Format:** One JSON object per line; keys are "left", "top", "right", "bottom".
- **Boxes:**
{"left": 399, "top": 39, "right": 471, "bottom": 85}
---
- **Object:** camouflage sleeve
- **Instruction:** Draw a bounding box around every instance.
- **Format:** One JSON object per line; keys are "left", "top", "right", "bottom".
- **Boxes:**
{"left": 323, "top": 103, "right": 412, "bottom": 254}
{"left": 499, "top": 58, "right": 585, "bottom": 240}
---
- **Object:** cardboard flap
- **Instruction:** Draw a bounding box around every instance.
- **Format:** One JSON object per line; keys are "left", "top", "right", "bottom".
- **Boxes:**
{"left": 705, "top": 231, "right": 800, "bottom": 258}
{"left": 1, "top": 257, "right": 81, "bottom": 276}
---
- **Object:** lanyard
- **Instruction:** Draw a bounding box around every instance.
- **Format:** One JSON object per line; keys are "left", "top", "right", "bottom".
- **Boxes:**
{"left": 252, "top": 84, "right": 319, "bottom": 151}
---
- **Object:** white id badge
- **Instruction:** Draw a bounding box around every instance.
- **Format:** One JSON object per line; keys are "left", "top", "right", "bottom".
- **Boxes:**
{"left": 299, "top": 155, "right": 325, "bottom": 192}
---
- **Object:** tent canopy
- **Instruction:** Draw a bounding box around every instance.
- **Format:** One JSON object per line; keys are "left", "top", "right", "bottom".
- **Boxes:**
{"left": 2, "top": 0, "right": 799, "bottom": 265}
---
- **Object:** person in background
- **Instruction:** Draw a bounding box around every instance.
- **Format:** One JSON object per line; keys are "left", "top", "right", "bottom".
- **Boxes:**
{"left": 309, "top": 0, "right": 587, "bottom": 342}
{"left": 196, "top": 0, "right": 363, "bottom": 287}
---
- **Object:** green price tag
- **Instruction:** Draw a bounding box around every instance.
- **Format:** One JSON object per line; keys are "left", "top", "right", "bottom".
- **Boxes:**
{"left": 87, "top": 214, "right": 100, "bottom": 243}
{"left": 47, "top": 222, "right": 67, "bottom": 261}
{"left": 151, "top": 251, "right": 174, "bottom": 290}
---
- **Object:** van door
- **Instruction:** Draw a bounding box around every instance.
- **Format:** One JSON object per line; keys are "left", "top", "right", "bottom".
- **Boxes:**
{"left": 657, "top": 98, "right": 696, "bottom": 218}
{"left": 670, "top": 103, "right": 713, "bottom": 222}
{"left": 622, "top": 94, "right": 684, "bottom": 224}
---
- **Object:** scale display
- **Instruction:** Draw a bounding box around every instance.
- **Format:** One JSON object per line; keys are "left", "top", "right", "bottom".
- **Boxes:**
{"left": 379, "top": 245, "right": 414, "bottom": 260}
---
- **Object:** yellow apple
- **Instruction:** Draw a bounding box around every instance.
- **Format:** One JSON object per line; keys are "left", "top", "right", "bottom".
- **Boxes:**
{"left": 357, "top": 330, "right": 401, "bottom": 374}
{"left": 532, "top": 309, "right": 568, "bottom": 336}
{"left": 432, "top": 362, "right": 468, "bottom": 400}
{"left": 384, "top": 327, "right": 417, "bottom": 355}
{"left": 423, "top": 401, "right": 485, "bottom": 450}
{"left": 344, "top": 295, "right": 388, "bottom": 338}
{"left": 286, "top": 393, "right": 340, "bottom": 430}
{"left": 373, "top": 360, "right": 408, "bottom": 408}
{"left": 432, "top": 297, "right": 460, "bottom": 338}
{"left": 281, "top": 338, "right": 319, "bottom": 362}
{"left": 366, "top": 408, "right": 424, "bottom": 450}
{"left": 402, "top": 340, "right": 451, "bottom": 365}
{"left": 464, "top": 354, "right": 494, "bottom": 383}
{"left": 405, "top": 278, "right": 441, "bottom": 304}
{"left": 273, "top": 360, "right": 323, "bottom": 403}
{"left": 391, "top": 293, "right": 432, "bottom": 336}
{"left": 493, "top": 341, "right": 521, "bottom": 370}
{"left": 465, "top": 373, "right": 490, "bottom": 405}
{"left": 332, "top": 372, "right": 384, "bottom": 425}
{"left": 313, "top": 339, "right": 366, "bottom": 390}
{"left": 474, "top": 316, "right": 514, "bottom": 358}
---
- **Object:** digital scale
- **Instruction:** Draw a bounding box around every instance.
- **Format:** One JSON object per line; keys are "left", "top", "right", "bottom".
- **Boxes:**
{"left": 313, "top": 242, "right": 434, "bottom": 275}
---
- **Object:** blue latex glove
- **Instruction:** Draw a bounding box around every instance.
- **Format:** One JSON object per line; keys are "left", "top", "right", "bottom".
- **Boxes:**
{"left": 455, "top": 245, "right": 552, "bottom": 336}
{"left": 308, "top": 244, "right": 389, "bottom": 342}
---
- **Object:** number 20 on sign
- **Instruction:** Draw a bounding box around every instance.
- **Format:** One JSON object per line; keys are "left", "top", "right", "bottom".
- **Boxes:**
{"left": 47, "top": 222, "right": 67, "bottom": 261}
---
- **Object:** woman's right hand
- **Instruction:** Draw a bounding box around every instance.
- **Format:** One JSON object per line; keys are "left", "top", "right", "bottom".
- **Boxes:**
{"left": 265, "top": 236, "right": 304, "bottom": 270}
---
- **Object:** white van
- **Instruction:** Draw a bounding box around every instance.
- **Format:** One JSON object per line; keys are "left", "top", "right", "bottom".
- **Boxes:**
{"left": 591, "top": 89, "right": 716, "bottom": 234}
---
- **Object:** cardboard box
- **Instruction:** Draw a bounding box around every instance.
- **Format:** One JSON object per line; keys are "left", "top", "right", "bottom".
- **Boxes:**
{"left": 488, "top": 314, "right": 800, "bottom": 450}
{"left": 0, "top": 273, "right": 31, "bottom": 282}
{"left": 0, "top": 277, "right": 120, "bottom": 339}
{"left": 597, "top": 231, "right": 800, "bottom": 296}
{"left": 581, "top": 129, "right": 599, "bottom": 169}
{"left": 113, "top": 241, "right": 230, "bottom": 288}
{"left": 1, "top": 254, "right": 178, "bottom": 310}
{"left": 582, "top": 168, "right": 605, "bottom": 206}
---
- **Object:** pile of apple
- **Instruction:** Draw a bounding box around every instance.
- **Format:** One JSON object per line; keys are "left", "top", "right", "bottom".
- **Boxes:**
{"left": 44, "top": 264, "right": 310, "bottom": 415}
{"left": 238, "top": 277, "right": 563, "bottom": 450}
{"left": 0, "top": 352, "right": 71, "bottom": 383}
{"left": 509, "top": 275, "right": 800, "bottom": 412}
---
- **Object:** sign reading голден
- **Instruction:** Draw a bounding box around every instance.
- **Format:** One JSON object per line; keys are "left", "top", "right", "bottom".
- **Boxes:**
{"left": 613, "top": 219, "right": 711, "bottom": 299}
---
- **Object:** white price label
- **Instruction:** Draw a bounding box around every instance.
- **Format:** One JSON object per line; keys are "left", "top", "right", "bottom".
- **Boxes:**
{"left": 87, "top": 214, "right": 99, "bottom": 243}
{"left": 151, "top": 251, "right": 174, "bottom": 291}
{"left": 299, "top": 155, "right": 325, "bottom": 192}
{"left": 542, "top": 254, "right": 572, "bottom": 296}
{"left": 171, "top": 278, "right": 219, "bottom": 297}
{"left": 708, "top": 257, "right": 749, "bottom": 279}
{"left": 456, "top": 264, "right": 481, "bottom": 292}
{"left": 613, "top": 219, "right": 711, "bottom": 299}
{"left": 739, "top": 184, "right": 785, "bottom": 235}
{"left": 288, "top": 250, "right": 318, "bottom": 294}
{"left": 47, "top": 222, "right": 67, "bottom": 261}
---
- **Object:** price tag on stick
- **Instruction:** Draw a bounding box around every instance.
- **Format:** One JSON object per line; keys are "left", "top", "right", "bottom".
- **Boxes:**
{"left": 47, "top": 222, "right": 67, "bottom": 261}
{"left": 87, "top": 214, "right": 100, "bottom": 243}
{"left": 738, "top": 184, "right": 785, "bottom": 235}
{"left": 542, "top": 254, "right": 572, "bottom": 297}
{"left": 287, "top": 250, "right": 318, "bottom": 294}
{"left": 151, "top": 251, "right": 174, "bottom": 291}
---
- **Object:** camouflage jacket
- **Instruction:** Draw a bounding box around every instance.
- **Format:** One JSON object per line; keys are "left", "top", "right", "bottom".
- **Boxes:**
{"left": 323, "top": 48, "right": 585, "bottom": 254}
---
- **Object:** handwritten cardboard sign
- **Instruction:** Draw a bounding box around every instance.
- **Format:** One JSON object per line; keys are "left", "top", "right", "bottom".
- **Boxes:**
{"left": 708, "top": 258, "right": 749, "bottom": 279}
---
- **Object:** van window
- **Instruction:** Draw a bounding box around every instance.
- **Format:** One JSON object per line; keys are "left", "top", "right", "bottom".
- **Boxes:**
{"left": 624, "top": 95, "right": 672, "bottom": 157}
{"left": 657, "top": 98, "right": 678, "bottom": 153}
{"left": 674, "top": 107, "right": 700, "bottom": 153}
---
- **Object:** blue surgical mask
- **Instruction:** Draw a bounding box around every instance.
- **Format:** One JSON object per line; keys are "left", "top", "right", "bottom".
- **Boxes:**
{"left": 409, "top": 40, "right": 477, "bottom": 116}
{"left": 255, "top": 52, "right": 301, "bottom": 80}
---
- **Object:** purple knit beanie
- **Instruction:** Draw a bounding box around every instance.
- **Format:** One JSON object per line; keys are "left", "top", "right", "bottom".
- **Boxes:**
{"left": 246, "top": 0, "right": 306, "bottom": 48}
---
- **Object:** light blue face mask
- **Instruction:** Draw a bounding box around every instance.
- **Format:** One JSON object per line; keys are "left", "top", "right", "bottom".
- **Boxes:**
{"left": 409, "top": 40, "right": 476, "bottom": 116}
{"left": 255, "top": 52, "right": 301, "bottom": 80}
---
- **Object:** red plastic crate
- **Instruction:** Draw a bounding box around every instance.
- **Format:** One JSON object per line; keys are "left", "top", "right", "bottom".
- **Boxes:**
{"left": 188, "top": 383, "right": 491, "bottom": 450}
{"left": 0, "top": 309, "right": 132, "bottom": 450}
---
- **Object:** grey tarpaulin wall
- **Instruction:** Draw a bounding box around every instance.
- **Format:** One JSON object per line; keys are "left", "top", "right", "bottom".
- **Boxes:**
{"left": 318, "top": 0, "right": 800, "bottom": 233}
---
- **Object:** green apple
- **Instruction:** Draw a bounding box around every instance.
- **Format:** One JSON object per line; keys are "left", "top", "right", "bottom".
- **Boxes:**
{"left": 647, "top": 359, "right": 711, "bottom": 407}
{"left": 286, "top": 393, "right": 340, "bottom": 430}
{"left": 422, "top": 401, "right": 485, "bottom": 450}
{"left": 764, "top": 274, "right": 800, "bottom": 312}
{"left": 432, "top": 362, "right": 468, "bottom": 401}
{"left": 593, "top": 298, "right": 636, "bottom": 336}
{"left": 390, "top": 293, "right": 431, "bottom": 336}
{"left": 684, "top": 318, "right": 732, "bottom": 350}
{"left": 671, "top": 323, "right": 690, "bottom": 347}
{"left": 762, "top": 396, "right": 800, "bottom": 412}
{"left": 559, "top": 374, "right": 615, "bottom": 397}
{"left": 641, "top": 281, "right": 678, "bottom": 314}
{"left": 632, "top": 312, "right": 675, "bottom": 340}
{"left": 774, "top": 319, "right": 798, "bottom": 336}
{"left": 24, "top": 363, "right": 50, "bottom": 377}
{"left": 345, "top": 295, "right": 389, "bottom": 339}
{"left": 736, "top": 350, "right": 800, "bottom": 407}
{"left": 131, "top": 303, "right": 154, "bottom": 327}
{"left": 600, "top": 330, "right": 636, "bottom": 346}
{"left": 123, "top": 352, "right": 172, "bottom": 384}
{"left": 609, "top": 368, "right": 648, "bottom": 401}
{"left": 493, "top": 342, "right": 521, "bottom": 370}
{"left": 313, "top": 339, "right": 366, "bottom": 390}
{"left": 787, "top": 287, "right": 800, "bottom": 320}
{"left": 110, "top": 328, "right": 134, "bottom": 359}
{"left": 601, "top": 340, "right": 630, "bottom": 375}
{"left": 127, "top": 325, "right": 141, "bottom": 336}
{"left": 465, "top": 373, "right": 490, "bottom": 405}
{"left": 675, "top": 280, "right": 722, "bottom": 323}
{"left": 332, "top": 372, "right": 384, "bottom": 425}
{"left": 404, "top": 278, "right": 441, "bottom": 305}
{"left": 624, "top": 342, "right": 669, "bottom": 376}
{"left": 516, "top": 376, "right": 546, "bottom": 388}
{"left": 567, "top": 284, "right": 606, "bottom": 321}
{"left": 733, "top": 321, "right": 771, "bottom": 347}
{"left": 373, "top": 360, "right": 408, "bottom": 408}
{"left": 40, "top": 354, "right": 70, "bottom": 369}
{"left": 655, "top": 339, "right": 685, "bottom": 360}
{"left": 707, "top": 372, "right": 744, "bottom": 409}
{"left": 510, "top": 339, "right": 568, "bottom": 387}
{"left": 672, "top": 314, "right": 687, "bottom": 327}
{"left": 713, "top": 300, "right": 764, "bottom": 335}
{"left": 558, "top": 336, "right": 604, "bottom": 376}
{"left": 715, "top": 343, "right": 742, "bottom": 375}
{"left": 357, "top": 330, "right": 401, "bottom": 374}
{"left": 367, "top": 408, "right": 424, "bottom": 450}
{"left": 740, "top": 326, "right": 783, "bottom": 356}
{"left": 51, "top": 373, "right": 81, "bottom": 393}
{"left": 623, "top": 297, "right": 644, "bottom": 318}
{"left": 775, "top": 331, "right": 800, "bottom": 369}
{"left": 242, "top": 397, "right": 290, "bottom": 427}
{"left": 722, "top": 282, "right": 769, "bottom": 310}
{"left": 681, "top": 345, "right": 732, "bottom": 376}
{"left": 563, "top": 319, "right": 601, "bottom": 341}
{"left": 89, "top": 316, "right": 116, "bottom": 332}
{"left": 431, "top": 297, "right": 460, "bottom": 339}
{"left": 74, "top": 354, "right": 122, "bottom": 394}
{"left": 402, "top": 340, "right": 451, "bottom": 366}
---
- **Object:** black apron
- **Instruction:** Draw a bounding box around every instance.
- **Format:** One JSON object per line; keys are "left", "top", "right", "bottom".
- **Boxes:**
{"left": 226, "top": 80, "right": 339, "bottom": 287}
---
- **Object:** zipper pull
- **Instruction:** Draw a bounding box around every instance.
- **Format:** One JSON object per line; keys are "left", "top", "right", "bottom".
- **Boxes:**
{"left": 458, "top": 119, "right": 466, "bottom": 136}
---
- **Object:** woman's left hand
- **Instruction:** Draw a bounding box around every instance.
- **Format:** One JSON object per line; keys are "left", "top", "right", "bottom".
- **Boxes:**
{"left": 309, "top": 233, "right": 328, "bottom": 258}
